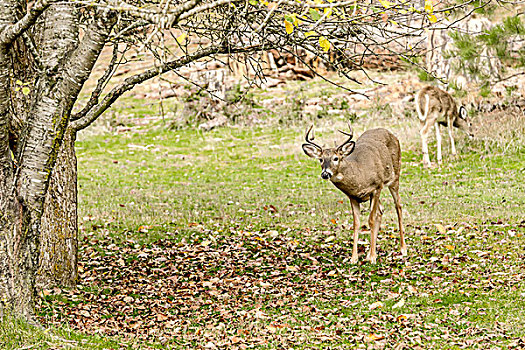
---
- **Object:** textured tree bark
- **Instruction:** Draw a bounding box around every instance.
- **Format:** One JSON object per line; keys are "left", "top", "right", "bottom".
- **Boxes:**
{"left": 0, "top": 181, "right": 37, "bottom": 319}
{"left": 0, "top": 0, "right": 39, "bottom": 318}
{"left": 0, "top": 0, "right": 114, "bottom": 316}
{"left": 34, "top": 10, "right": 116, "bottom": 288}
{"left": 38, "top": 129, "right": 78, "bottom": 287}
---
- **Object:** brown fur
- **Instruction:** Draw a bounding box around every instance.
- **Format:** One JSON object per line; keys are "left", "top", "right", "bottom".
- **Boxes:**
{"left": 415, "top": 86, "right": 473, "bottom": 168}
{"left": 302, "top": 128, "right": 407, "bottom": 264}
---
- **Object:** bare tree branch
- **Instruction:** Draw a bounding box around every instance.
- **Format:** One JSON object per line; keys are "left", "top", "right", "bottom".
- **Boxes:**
{"left": 21, "top": 32, "right": 44, "bottom": 71}
{"left": 71, "top": 43, "right": 121, "bottom": 121}
{"left": 0, "top": 0, "right": 54, "bottom": 46}
{"left": 70, "top": 43, "right": 262, "bottom": 132}
{"left": 60, "top": 12, "right": 117, "bottom": 101}
{"left": 178, "top": 0, "right": 238, "bottom": 20}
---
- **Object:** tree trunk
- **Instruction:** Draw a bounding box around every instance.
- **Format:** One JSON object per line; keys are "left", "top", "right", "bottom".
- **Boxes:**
{"left": 0, "top": 2, "right": 40, "bottom": 317}
{"left": 0, "top": 169, "right": 40, "bottom": 318}
{"left": 38, "top": 129, "right": 78, "bottom": 287}
{"left": 0, "top": 1, "right": 114, "bottom": 316}
{"left": 0, "top": 206, "right": 39, "bottom": 319}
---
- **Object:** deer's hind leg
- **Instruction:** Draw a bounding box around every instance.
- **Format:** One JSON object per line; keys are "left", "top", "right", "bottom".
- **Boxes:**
{"left": 435, "top": 122, "right": 443, "bottom": 165}
{"left": 419, "top": 121, "right": 433, "bottom": 168}
{"left": 447, "top": 118, "right": 457, "bottom": 155}
{"left": 388, "top": 182, "right": 407, "bottom": 256}
{"left": 350, "top": 198, "right": 361, "bottom": 264}
{"left": 366, "top": 189, "right": 382, "bottom": 264}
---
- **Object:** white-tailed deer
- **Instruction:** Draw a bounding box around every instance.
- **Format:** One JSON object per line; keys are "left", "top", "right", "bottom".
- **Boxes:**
{"left": 302, "top": 126, "right": 407, "bottom": 264}
{"left": 415, "top": 86, "right": 474, "bottom": 168}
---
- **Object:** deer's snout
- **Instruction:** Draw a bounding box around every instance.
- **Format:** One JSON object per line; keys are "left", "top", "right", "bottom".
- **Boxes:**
{"left": 321, "top": 169, "right": 333, "bottom": 180}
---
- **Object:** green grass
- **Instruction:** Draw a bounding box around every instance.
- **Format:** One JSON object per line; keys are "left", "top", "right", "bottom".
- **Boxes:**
{"left": 6, "top": 74, "right": 525, "bottom": 349}
{"left": 76, "top": 119, "right": 525, "bottom": 240}
{"left": 0, "top": 316, "right": 120, "bottom": 349}
{"left": 66, "top": 99, "right": 525, "bottom": 348}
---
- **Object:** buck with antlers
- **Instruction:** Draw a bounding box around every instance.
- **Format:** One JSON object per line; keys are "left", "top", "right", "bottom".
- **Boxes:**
{"left": 302, "top": 126, "right": 407, "bottom": 264}
{"left": 415, "top": 86, "right": 474, "bottom": 168}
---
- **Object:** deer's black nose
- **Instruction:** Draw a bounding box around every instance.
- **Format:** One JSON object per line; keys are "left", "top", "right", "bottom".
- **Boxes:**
{"left": 321, "top": 171, "right": 332, "bottom": 180}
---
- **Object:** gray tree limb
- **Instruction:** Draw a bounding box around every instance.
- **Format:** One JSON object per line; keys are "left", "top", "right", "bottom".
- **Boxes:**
{"left": 0, "top": 0, "right": 54, "bottom": 46}
{"left": 70, "top": 43, "right": 262, "bottom": 132}
{"left": 71, "top": 43, "right": 120, "bottom": 122}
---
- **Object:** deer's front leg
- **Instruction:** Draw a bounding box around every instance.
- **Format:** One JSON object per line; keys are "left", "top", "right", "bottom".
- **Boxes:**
{"left": 366, "top": 190, "right": 382, "bottom": 264}
{"left": 388, "top": 184, "right": 407, "bottom": 256}
{"left": 350, "top": 198, "right": 360, "bottom": 264}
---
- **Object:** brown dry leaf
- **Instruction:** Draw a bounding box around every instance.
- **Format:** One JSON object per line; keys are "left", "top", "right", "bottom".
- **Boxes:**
{"left": 156, "top": 314, "right": 169, "bottom": 321}
{"left": 203, "top": 280, "right": 214, "bottom": 288}
{"left": 366, "top": 333, "right": 385, "bottom": 341}
{"left": 230, "top": 336, "right": 241, "bottom": 344}
{"left": 396, "top": 314, "right": 408, "bottom": 322}
{"left": 369, "top": 301, "right": 384, "bottom": 310}
{"left": 392, "top": 298, "right": 405, "bottom": 309}
{"left": 436, "top": 224, "right": 446, "bottom": 234}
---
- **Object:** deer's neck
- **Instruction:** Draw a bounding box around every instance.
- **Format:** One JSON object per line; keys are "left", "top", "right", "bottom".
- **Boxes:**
{"left": 330, "top": 160, "right": 375, "bottom": 201}
{"left": 330, "top": 162, "right": 359, "bottom": 187}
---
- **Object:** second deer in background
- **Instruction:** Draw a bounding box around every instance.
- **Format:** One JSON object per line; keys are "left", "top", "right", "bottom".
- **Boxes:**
{"left": 415, "top": 86, "right": 474, "bottom": 168}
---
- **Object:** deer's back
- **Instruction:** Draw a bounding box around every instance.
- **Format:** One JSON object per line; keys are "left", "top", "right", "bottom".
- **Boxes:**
{"left": 355, "top": 128, "right": 401, "bottom": 176}
{"left": 418, "top": 86, "right": 457, "bottom": 121}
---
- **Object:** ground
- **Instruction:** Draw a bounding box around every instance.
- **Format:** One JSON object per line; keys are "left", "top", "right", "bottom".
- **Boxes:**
{"left": 1, "top": 71, "right": 524, "bottom": 349}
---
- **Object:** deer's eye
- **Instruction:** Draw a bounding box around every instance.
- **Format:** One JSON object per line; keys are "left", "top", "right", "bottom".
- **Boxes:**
{"left": 333, "top": 157, "right": 339, "bottom": 162}
{"left": 319, "top": 159, "right": 323, "bottom": 163}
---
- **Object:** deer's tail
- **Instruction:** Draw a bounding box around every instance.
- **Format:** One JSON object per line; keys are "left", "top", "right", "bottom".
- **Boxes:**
{"left": 415, "top": 92, "right": 429, "bottom": 122}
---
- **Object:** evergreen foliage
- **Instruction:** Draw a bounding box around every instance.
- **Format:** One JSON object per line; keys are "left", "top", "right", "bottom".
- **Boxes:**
{"left": 448, "top": 14, "right": 525, "bottom": 84}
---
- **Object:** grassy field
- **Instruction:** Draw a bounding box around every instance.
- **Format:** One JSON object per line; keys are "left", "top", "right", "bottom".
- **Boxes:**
{"left": 2, "top": 76, "right": 525, "bottom": 349}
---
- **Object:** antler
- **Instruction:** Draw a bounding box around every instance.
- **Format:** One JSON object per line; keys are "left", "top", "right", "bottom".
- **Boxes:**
{"left": 337, "top": 123, "right": 354, "bottom": 149}
{"left": 305, "top": 125, "right": 322, "bottom": 150}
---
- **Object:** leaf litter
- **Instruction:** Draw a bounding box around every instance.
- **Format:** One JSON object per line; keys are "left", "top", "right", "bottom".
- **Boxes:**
{"left": 37, "top": 222, "right": 525, "bottom": 349}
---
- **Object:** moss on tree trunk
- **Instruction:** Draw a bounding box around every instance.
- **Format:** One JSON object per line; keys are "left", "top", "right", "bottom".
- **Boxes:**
{"left": 38, "top": 129, "right": 78, "bottom": 287}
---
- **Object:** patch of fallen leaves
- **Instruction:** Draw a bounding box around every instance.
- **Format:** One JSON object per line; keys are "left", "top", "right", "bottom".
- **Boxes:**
{"left": 37, "top": 222, "right": 525, "bottom": 349}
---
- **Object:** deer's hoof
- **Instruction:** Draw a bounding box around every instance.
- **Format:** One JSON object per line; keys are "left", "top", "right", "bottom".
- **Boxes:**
{"left": 365, "top": 251, "right": 377, "bottom": 264}
{"left": 401, "top": 247, "right": 408, "bottom": 256}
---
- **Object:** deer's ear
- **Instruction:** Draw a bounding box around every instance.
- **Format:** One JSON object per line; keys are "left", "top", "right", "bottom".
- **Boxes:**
{"left": 302, "top": 144, "right": 322, "bottom": 159}
{"left": 338, "top": 141, "right": 355, "bottom": 157}
{"left": 459, "top": 106, "right": 467, "bottom": 119}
